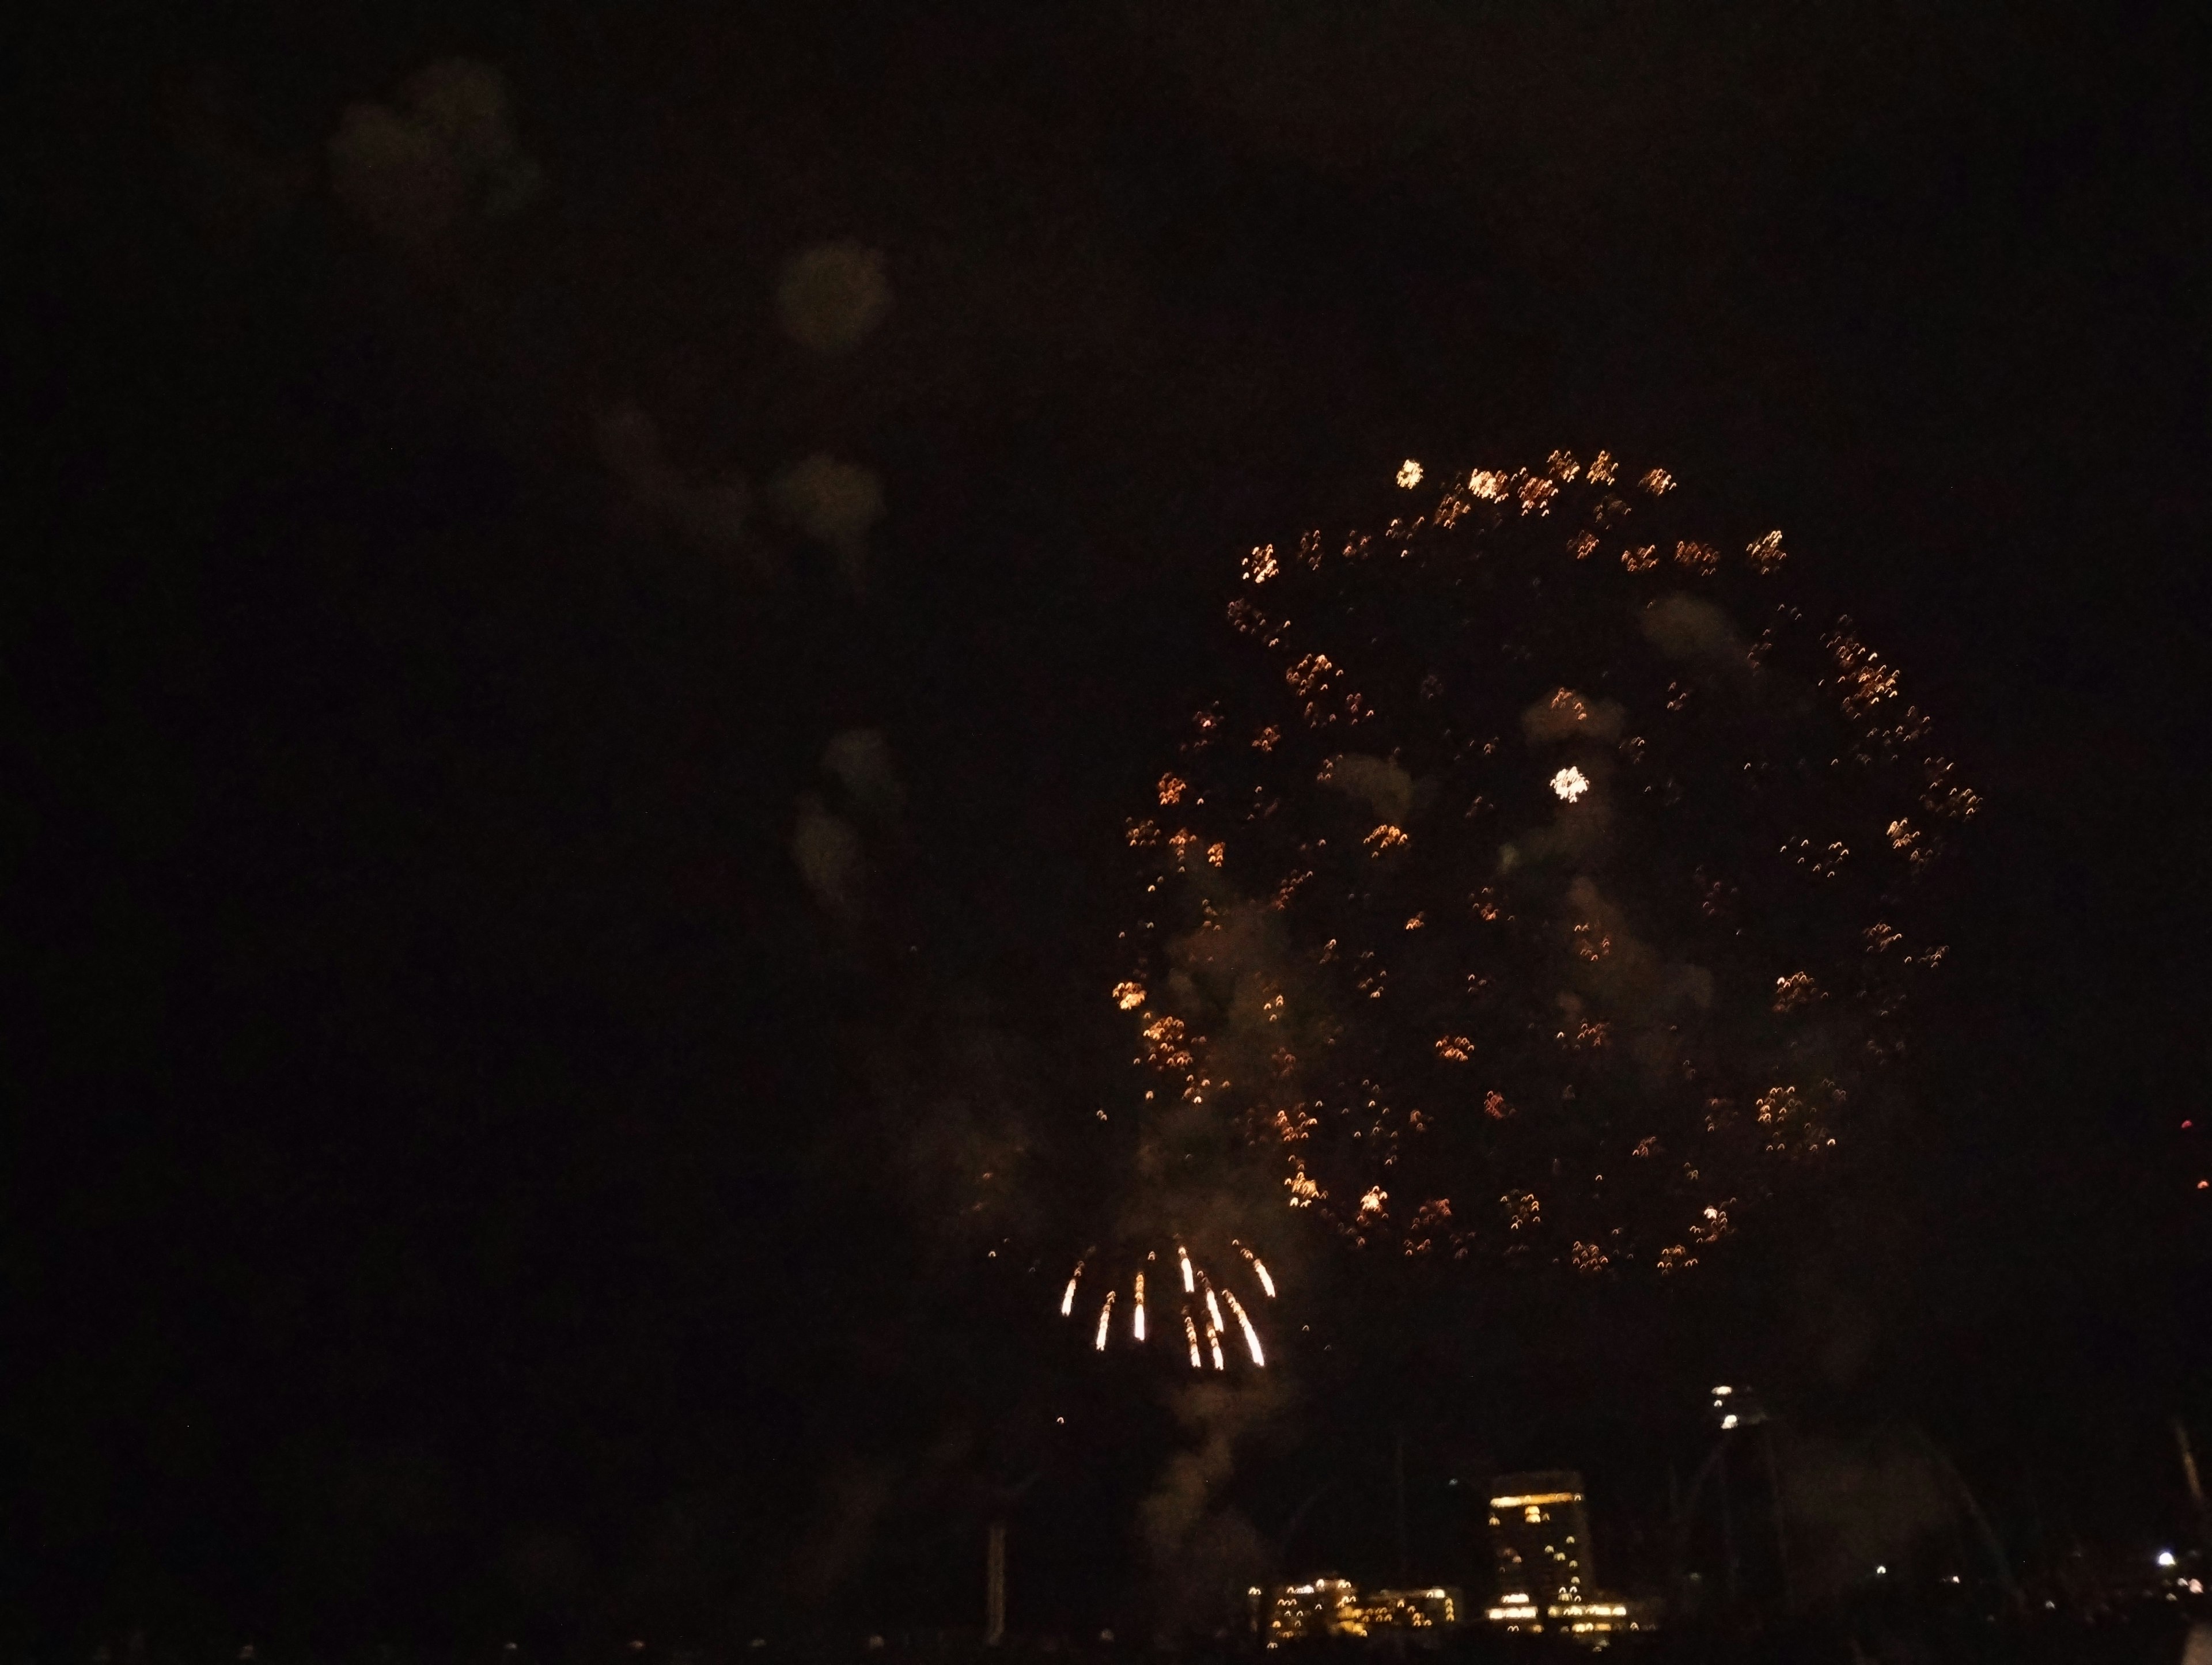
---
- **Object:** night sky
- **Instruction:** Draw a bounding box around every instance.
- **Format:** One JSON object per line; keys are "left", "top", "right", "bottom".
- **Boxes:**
{"left": 7, "top": 0, "right": 2210, "bottom": 1651}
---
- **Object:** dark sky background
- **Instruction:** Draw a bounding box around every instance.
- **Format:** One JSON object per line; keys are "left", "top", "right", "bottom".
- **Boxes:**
{"left": 7, "top": 0, "right": 2210, "bottom": 1651}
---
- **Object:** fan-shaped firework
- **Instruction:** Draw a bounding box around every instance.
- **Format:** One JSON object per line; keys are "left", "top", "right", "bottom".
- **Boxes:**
{"left": 1108, "top": 452, "right": 1973, "bottom": 1276}
{"left": 1060, "top": 1238, "right": 1277, "bottom": 1371}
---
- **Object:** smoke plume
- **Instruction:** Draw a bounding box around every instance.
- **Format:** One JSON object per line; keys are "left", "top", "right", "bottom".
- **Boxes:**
{"left": 1139, "top": 1376, "right": 1288, "bottom": 1636}
{"left": 774, "top": 454, "right": 885, "bottom": 591}
{"left": 776, "top": 241, "right": 893, "bottom": 354}
{"left": 594, "top": 404, "right": 760, "bottom": 566}
{"left": 328, "top": 59, "right": 544, "bottom": 250}
{"left": 1639, "top": 592, "right": 1742, "bottom": 662}
{"left": 792, "top": 794, "right": 864, "bottom": 920}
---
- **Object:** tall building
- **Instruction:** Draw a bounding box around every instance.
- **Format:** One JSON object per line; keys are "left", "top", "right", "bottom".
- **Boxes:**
{"left": 1488, "top": 1470, "right": 1591, "bottom": 1609}
{"left": 1484, "top": 1470, "right": 1639, "bottom": 1641}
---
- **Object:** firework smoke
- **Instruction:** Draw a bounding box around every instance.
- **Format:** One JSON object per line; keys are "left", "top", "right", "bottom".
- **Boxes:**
{"left": 1138, "top": 1376, "right": 1287, "bottom": 1637}
{"left": 792, "top": 794, "right": 864, "bottom": 920}
{"left": 328, "top": 59, "right": 544, "bottom": 250}
{"left": 822, "top": 729, "right": 903, "bottom": 821}
{"left": 594, "top": 404, "right": 760, "bottom": 563}
{"left": 776, "top": 241, "right": 893, "bottom": 355}
{"left": 772, "top": 454, "right": 885, "bottom": 592}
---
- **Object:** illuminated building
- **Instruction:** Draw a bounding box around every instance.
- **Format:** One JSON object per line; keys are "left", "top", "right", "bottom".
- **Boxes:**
{"left": 1358, "top": 1588, "right": 1460, "bottom": 1634}
{"left": 1269, "top": 1578, "right": 1358, "bottom": 1640}
{"left": 1483, "top": 1470, "right": 1646, "bottom": 1643}
{"left": 1488, "top": 1471, "right": 1592, "bottom": 1612}
{"left": 1265, "top": 1580, "right": 1461, "bottom": 1641}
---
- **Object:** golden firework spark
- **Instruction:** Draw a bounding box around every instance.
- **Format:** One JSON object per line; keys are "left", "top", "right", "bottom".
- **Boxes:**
{"left": 1224, "top": 1289, "right": 1264, "bottom": 1366}
{"left": 1235, "top": 1242, "right": 1277, "bottom": 1298}
{"left": 1062, "top": 1238, "right": 1276, "bottom": 1369}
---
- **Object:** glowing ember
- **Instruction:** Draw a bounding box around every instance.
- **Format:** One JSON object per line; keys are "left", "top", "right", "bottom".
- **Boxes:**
{"left": 1238, "top": 1243, "right": 1277, "bottom": 1298}
{"left": 1224, "top": 1290, "right": 1265, "bottom": 1366}
{"left": 1550, "top": 766, "right": 1591, "bottom": 803}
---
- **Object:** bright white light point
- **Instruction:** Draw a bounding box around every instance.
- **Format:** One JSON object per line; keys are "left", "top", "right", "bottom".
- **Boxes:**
{"left": 1179, "top": 1246, "right": 1195, "bottom": 1294}
{"left": 1252, "top": 1257, "right": 1276, "bottom": 1298}
{"left": 1721, "top": 1413, "right": 1738, "bottom": 1430}
{"left": 1551, "top": 766, "right": 1591, "bottom": 802}
{"left": 1060, "top": 1274, "right": 1079, "bottom": 1316}
{"left": 2158, "top": 1549, "right": 2176, "bottom": 1567}
{"left": 1875, "top": 1565, "right": 1887, "bottom": 1577}
{"left": 1397, "top": 459, "right": 1424, "bottom": 488}
{"left": 1094, "top": 1290, "right": 1115, "bottom": 1351}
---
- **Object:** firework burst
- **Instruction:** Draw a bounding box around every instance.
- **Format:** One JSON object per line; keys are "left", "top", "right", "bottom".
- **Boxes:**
{"left": 1109, "top": 452, "right": 1971, "bottom": 1276}
{"left": 1060, "top": 1238, "right": 1277, "bottom": 1370}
